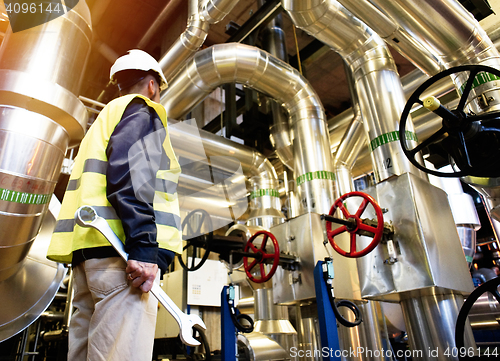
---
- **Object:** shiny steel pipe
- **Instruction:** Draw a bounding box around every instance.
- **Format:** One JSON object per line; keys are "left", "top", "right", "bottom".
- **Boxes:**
{"left": 0, "top": 1, "right": 91, "bottom": 340}
{"left": 333, "top": 63, "right": 365, "bottom": 197}
{"left": 283, "top": 0, "right": 422, "bottom": 184}
{"left": 428, "top": 168, "right": 481, "bottom": 265}
{"left": 168, "top": 121, "right": 283, "bottom": 227}
{"left": 0, "top": 1, "right": 91, "bottom": 279}
{"left": 162, "top": 43, "right": 335, "bottom": 214}
{"left": 337, "top": 0, "right": 442, "bottom": 75}
{"left": 253, "top": 288, "right": 298, "bottom": 356}
{"left": 159, "top": 0, "right": 239, "bottom": 82}
{"left": 262, "top": 12, "right": 294, "bottom": 172}
{"left": 401, "top": 292, "right": 476, "bottom": 361}
{"left": 468, "top": 291, "right": 500, "bottom": 331}
{"left": 355, "top": 0, "right": 500, "bottom": 70}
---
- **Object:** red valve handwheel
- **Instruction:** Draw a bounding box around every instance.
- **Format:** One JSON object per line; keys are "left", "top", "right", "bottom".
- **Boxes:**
{"left": 243, "top": 231, "right": 280, "bottom": 283}
{"left": 326, "top": 191, "right": 384, "bottom": 258}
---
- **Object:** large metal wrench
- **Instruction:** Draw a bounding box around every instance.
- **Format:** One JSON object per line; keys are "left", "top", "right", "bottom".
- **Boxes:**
{"left": 75, "top": 205, "right": 206, "bottom": 347}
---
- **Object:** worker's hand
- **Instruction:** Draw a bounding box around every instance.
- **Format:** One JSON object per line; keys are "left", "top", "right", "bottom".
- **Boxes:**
{"left": 126, "top": 260, "right": 158, "bottom": 293}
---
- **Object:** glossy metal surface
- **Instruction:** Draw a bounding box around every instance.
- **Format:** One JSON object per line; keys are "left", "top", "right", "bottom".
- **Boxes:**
{"left": 0, "top": 198, "right": 67, "bottom": 342}
{"left": 401, "top": 292, "right": 476, "bottom": 361}
{"left": 253, "top": 288, "right": 298, "bottom": 357}
{"left": 0, "top": 1, "right": 91, "bottom": 340}
{"left": 283, "top": 0, "right": 421, "bottom": 184}
{"left": 297, "top": 311, "right": 321, "bottom": 361}
{"left": 159, "top": 0, "right": 239, "bottom": 82}
{"left": 0, "top": 107, "right": 68, "bottom": 281}
{"left": 363, "top": 0, "right": 500, "bottom": 69}
{"left": 468, "top": 291, "right": 500, "bottom": 330}
{"left": 237, "top": 333, "right": 290, "bottom": 361}
{"left": 333, "top": 64, "right": 365, "bottom": 197}
{"left": 161, "top": 43, "right": 335, "bottom": 214}
{"left": 168, "top": 120, "right": 283, "bottom": 227}
{"left": 262, "top": 13, "right": 294, "bottom": 172}
{"left": 271, "top": 212, "right": 361, "bottom": 304}
{"left": 0, "top": 2, "right": 90, "bottom": 146}
{"left": 359, "top": 173, "right": 474, "bottom": 301}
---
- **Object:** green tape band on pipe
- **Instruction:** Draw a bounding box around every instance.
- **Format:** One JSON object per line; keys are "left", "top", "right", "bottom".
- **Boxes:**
{"left": 369, "top": 131, "right": 418, "bottom": 152}
{"left": 296, "top": 171, "right": 336, "bottom": 186}
{"left": 250, "top": 189, "right": 280, "bottom": 199}
{"left": 0, "top": 188, "right": 51, "bottom": 204}
{"left": 459, "top": 72, "right": 500, "bottom": 95}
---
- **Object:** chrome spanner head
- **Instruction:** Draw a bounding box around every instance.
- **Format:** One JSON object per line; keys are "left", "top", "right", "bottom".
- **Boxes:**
{"left": 75, "top": 206, "right": 206, "bottom": 346}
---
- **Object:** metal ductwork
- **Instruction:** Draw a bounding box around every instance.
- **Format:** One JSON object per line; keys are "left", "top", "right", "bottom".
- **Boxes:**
{"left": 161, "top": 43, "right": 336, "bottom": 215}
{"left": 283, "top": 0, "right": 423, "bottom": 184}
{"left": 159, "top": 0, "right": 240, "bottom": 82}
{"left": 261, "top": 9, "right": 294, "bottom": 172}
{"left": 0, "top": 2, "right": 92, "bottom": 340}
{"left": 342, "top": 0, "right": 500, "bottom": 73}
{"left": 168, "top": 121, "right": 284, "bottom": 229}
{"left": 333, "top": 63, "right": 366, "bottom": 197}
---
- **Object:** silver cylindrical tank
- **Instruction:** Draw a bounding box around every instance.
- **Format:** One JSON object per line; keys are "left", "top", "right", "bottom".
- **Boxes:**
{"left": 0, "top": 1, "right": 91, "bottom": 340}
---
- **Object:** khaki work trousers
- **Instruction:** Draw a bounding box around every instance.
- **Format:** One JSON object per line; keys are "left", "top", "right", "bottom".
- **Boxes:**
{"left": 68, "top": 257, "right": 158, "bottom": 361}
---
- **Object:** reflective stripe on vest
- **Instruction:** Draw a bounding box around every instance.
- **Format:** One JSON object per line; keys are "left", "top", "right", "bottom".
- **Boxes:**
{"left": 47, "top": 94, "right": 182, "bottom": 264}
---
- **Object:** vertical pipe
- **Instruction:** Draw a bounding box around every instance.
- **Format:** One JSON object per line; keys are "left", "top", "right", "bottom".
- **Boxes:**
{"left": 401, "top": 293, "right": 476, "bottom": 361}
{"left": 282, "top": 0, "right": 424, "bottom": 184}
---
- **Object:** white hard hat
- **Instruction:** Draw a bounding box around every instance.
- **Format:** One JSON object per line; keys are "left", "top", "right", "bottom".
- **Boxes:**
{"left": 110, "top": 49, "right": 168, "bottom": 91}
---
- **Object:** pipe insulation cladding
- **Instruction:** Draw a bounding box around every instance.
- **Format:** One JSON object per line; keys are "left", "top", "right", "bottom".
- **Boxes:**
{"left": 161, "top": 43, "right": 336, "bottom": 215}
{"left": 0, "top": 1, "right": 92, "bottom": 341}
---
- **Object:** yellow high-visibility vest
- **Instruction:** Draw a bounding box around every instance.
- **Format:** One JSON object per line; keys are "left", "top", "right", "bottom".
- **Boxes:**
{"left": 47, "top": 94, "right": 182, "bottom": 264}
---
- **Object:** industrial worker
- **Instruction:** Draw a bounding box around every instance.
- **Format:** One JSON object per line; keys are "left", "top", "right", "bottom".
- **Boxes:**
{"left": 47, "top": 49, "right": 182, "bottom": 361}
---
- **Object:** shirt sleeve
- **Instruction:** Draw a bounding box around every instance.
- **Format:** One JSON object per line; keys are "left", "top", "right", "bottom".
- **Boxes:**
{"left": 106, "top": 98, "right": 162, "bottom": 265}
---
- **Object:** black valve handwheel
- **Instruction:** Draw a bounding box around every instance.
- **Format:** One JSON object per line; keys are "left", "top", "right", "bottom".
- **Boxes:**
{"left": 455, "top": 276, "right": 500, "bottom": 361}
{"left": 399, "top": 65, "right": 500, "bottom": 178}
{"left": 178, "top": 209, "right": 213, "bottom": 272}
{"left": 326, "top": 191, "right": 384, "bottom": 258}
{"left": 243, "top": 231, "right": 280, "bottom": 283}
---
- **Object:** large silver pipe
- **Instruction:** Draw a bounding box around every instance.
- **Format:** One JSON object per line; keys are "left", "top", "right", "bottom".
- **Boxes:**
{"left": 468, "top": 291, "right": 500, "bottom": 331}
{"left": 401, "top": 292, "right": 477, "bottom": 361}
{"left": 356, "top": 0, "right": 500, "bottom": 71}
{"left": 332, "top": 64, "right": 385, "bottom": 360}
{"left": 0, "top": 1, "right": 91, "bottom": 339}
{"left": 262, "top": 11, "right": 294, "bottom": 172}
{"left": 161, "top": 43, "right": 336, "bottom": 215}
{"left": 253, "top": 288, "right": 298, "bottom": 354}
{"left": 333, "top": 63, "right": 366, "bottom": 197}
{"left": 169, "top": 120, "right": 284, "bottom": 228}
{"left": 283, "top": 0, "right": 422, "bottom": 184}
{"left": 330, "top": 24, "right": 500, "bottom": 157}
{"left": 337, "top": 0, "right": 442, "bottom": 75}
{"left": 0, "top": 1, "right": 91, "bottom": 279}
{"left": 159, "top": 0, "right": 240, "bottom": 82}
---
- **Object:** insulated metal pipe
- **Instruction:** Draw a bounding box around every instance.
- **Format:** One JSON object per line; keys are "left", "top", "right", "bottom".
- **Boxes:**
{"left": 337, "top": 0, "right": 442, "bottom": 75}
{"left": 333, "top": 63, "right": 365, "bottom": 197}
{"left": 352, "top": 0, "right": 500, "bottom": 71}
{"left": 283, "top": 0, "right": 423, "bottom": 184}
{"left": 0, "top": 2, "right": 91, "bottom": 280}
{"left": 262, "top": 11, "right": 294, "bottom": 172}
{"left": 0, "top": 2, "right": 90, "bottom": 341}
{"left": 161, "top": 43, "right": 336, "bottom": 215}
{"left": 401, "top": 292, "right": 477, "bottom": 361}
{"left": 168, "top": 122, "right": 284, "bottom": 228}
{"left": 159, "top": 0, "right": 240, "bottom": 82}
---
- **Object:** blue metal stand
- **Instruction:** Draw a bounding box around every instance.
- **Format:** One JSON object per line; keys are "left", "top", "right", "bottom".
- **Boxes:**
{"left": 314, "top": 261, "right": 341, "bottom": 361}
{"left": 221, "top": 285, "right": 237, "bottom": 361}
